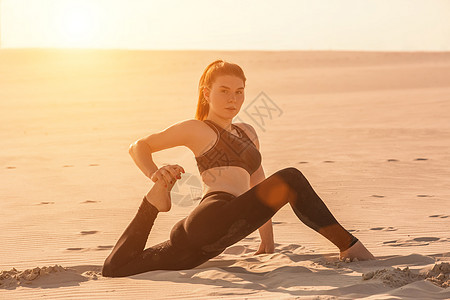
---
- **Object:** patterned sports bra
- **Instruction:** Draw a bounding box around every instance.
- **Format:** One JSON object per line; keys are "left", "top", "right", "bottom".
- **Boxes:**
{"left": 195, "top": 120, "right": 262, "bottom": 175}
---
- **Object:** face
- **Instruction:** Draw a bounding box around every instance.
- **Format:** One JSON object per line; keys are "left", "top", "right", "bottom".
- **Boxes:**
{"left": 203, "top": 75, "right": 245, "bottom": 120}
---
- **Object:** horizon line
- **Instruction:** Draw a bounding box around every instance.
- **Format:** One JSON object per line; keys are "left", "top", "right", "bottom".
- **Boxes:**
{"left": 1, "top": 47, "right": 450, "bottom": 54}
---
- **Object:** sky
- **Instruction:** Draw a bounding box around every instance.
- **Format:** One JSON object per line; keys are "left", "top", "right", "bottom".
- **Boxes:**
{"left": 1, "top": 0, "right": 449, "bottom": 51}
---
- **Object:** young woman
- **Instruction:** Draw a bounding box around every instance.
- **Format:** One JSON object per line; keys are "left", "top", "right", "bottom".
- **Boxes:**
{"left": 102, "top": 60, "right": 375, "bottom": 277}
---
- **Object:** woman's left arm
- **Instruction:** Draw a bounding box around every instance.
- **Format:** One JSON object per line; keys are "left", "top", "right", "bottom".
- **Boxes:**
{"left": 243, "top": 123, "right": 275, "bottom": 255}
{"left": 250, "top": 164, "right": 275, "bottom": 254}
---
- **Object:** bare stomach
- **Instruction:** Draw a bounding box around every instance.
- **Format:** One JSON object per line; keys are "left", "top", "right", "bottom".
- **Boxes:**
{"left": 200, "top": 166, "right": 251, "bottom": 198}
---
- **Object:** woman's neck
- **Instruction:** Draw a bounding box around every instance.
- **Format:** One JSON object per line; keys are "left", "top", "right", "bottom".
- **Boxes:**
{"left": 205, "top": 117, "right": 233, "bottom": 132}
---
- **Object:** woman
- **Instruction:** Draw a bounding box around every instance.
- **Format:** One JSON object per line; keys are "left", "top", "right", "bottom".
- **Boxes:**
{"left": 102, "top": 60, "right": 375, "bottom": 277}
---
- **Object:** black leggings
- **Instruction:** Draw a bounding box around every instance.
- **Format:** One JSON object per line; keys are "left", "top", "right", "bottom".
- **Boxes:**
{"left": 102, "top": 167, "right": 358, "bottom": 277}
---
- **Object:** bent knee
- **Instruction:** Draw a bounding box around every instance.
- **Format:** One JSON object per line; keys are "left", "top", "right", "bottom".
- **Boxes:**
{"left": 101, "top": 256, "right": 128, "bottom": 278}
{"left": 101, "top": 259, "right": 117, "bottom": 277}
{"left": 279, "top": 166, "right": 302, "bottom": 175}
{"left": 277, "top": 167, "right": 304, "bottom": 180}
{"left": 275, "top": 167, "right": 307, "bottom": 189}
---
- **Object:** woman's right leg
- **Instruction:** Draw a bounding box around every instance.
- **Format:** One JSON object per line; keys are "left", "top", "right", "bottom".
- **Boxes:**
{"left": 102, "top": 196, "right": 213, "bottom": 277}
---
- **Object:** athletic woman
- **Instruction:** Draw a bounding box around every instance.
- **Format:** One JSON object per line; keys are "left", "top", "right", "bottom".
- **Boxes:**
{"left": 102, "top": 60, "right": 375, "bottom": 277}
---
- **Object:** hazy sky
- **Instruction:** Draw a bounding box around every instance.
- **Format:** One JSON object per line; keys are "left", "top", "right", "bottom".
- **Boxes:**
{"left": 1, "top": 0, "right": 449, "bottom": 51}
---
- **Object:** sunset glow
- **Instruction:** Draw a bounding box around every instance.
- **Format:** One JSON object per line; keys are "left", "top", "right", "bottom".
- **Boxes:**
{"left": 1, "top": 0, "right": 449, "bottom": 51}
{"left": 58, "top": 6, "right": 95, "bottom": 45}
{"left": 53, "top": 2, "right": 101, "bottom": 47}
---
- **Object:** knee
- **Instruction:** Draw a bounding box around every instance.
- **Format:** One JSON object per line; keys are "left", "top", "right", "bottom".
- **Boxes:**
{"left": 101, "top": 254, "right": 128, "bottom": 278}
{"left": 279, "top": 167, "right": 303, "bottom": 176}
{"left": 276, "top": 167, "right": 305, "bottom": 185}
{"left": 274, "top": 167, "right": 309, "bottom": 194}
{"left": 101, "top": 258, "right": 117, "bottom": 278}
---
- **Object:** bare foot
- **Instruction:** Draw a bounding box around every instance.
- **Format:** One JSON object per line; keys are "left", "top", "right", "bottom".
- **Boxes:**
{"left": 340, "top": 240, "right": 376, "bottom": 262}
{"left": 145, "top": 180, "right": 172, "bottom": 212}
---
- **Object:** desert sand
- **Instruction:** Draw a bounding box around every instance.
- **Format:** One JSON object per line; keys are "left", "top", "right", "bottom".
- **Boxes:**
{"left": 0, "top": 49, "right": 449, "bottom": 299}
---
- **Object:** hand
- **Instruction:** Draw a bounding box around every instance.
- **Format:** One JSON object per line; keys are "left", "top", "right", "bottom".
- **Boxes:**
{"left": 150, "top": 164, "right": 185, "bottom": 189}
{"left": 253, "top": 241, "right": 275, "bottom": 255}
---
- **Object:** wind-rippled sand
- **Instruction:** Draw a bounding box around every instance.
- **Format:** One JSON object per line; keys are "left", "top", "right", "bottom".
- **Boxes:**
{"left": 1, "top": 49, "right": 449, "bottom": 299}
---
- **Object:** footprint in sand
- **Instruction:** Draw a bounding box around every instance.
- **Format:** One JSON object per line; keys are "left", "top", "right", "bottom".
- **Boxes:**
{"left": 323, "top": 160, "right": 335, "bottom": 163}
{"left": 67, "top": 246, "right": 113, "bottom": 252}
{"left": 6, "top": 166, "right": 16, "bottom": 169}
{"left": 222, "top": 245, "right": 249, "bottom": 255}
{"left": 37, "top": 202, "right": 54, "bottom": 205}
{"left": 382, "top": 240, "right": 397, "bottom": 245}
{"left": 387, "top": 159, "right": 399, "bottom": 162}
{"left": 81, "top": 200, "right": 100, "bottom": 204}
{"left": 371, "top": 195, "right": 385, "bottom": 198}
{"left": 62, "top": 165, "right": 74, "bottom": 168}
{"left": 96, "top": 245, "right": 113, "bottom": 251}
{"left": 66, "top": 247, "right": 84, "bottom": 251}
{"left": 279, "top": 244, "right": 305, "bottom": 252}
{"left": 297, "top": 161, "right": 309, "bottom": 164}
{"left": 383, "top": 237, "right": 442, "bottom": 247}
{"left": 370, "top": 226, "right": 397, "bottom": 231}
{"left": 429, "top": 214, "right": 449, "bottom": 218}
{"left": 348, "top": 229, "right": 359, "bottom": 233}
{"left": 417, "top": 195, "right": 433, "bottom": 198}
{"left": 414, "top": 158, "right": 428, "bottom": 161}
{"left": 89, "top": 164, "right": 99, "bottom": 167}
{"left": 413, "top": 237, "right": 440, "bottom": 242}
{"left": 80, "top": 231, "right": 98, "bottom": 235}
{"left": 272, "top": 221, "right": 286, "bottom": 225}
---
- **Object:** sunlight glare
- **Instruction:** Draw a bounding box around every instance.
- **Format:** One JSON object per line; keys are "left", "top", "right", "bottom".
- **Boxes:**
{"left": 55, "top": 1, "right": 101, "bottom": 48}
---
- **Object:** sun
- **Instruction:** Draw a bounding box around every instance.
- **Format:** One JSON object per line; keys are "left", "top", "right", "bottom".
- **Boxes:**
{"left": 63, "top": 10, "right": 93, "bottom": 38}
{"left": 54, "top": 1, "right": 101, "bottom": 48}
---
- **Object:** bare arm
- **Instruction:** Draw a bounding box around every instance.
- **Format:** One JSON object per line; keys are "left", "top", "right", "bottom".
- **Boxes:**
{"left": 250, "top": 164, "right": 275, "bottom": 253}
{"left": 129, "top": 120, "right": 197, "bottom": 180}
{"left": 129, "top": 140, "right": 159, "bottom": 179}
{"left": 244, "top": 123, "right": 275, "bottom": 254}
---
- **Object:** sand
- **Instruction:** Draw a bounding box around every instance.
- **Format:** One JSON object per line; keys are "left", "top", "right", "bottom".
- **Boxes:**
{"left": 0, "top": 49, "right": 449, "bottom": 299}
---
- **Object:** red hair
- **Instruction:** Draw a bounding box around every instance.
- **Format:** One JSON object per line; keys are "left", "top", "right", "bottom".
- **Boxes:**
{"left": 195, "top": 60, "right": 247, "bottom": 120}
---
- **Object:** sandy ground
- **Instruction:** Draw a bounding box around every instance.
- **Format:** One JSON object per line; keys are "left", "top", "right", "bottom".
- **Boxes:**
{"left": 0, "top": 49, "right": 449, "bottom": 299}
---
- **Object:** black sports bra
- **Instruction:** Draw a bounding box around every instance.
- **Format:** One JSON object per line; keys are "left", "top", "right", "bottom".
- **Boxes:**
{"left": 195, "top": 120, "right": 262, "bottom": 175}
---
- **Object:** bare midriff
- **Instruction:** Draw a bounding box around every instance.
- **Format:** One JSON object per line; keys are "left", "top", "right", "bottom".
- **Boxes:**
{"left": 200, "top": 166, "right": 251, "bottom": 198}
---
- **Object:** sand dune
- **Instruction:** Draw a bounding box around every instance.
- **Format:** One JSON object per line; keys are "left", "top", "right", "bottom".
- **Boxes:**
{"left": 1, "top": 49, "right": 449, "bottom": 298}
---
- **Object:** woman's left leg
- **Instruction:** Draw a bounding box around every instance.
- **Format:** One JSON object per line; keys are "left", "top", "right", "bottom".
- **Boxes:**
{"left": 178, "top": 167, "right": 372, "bottom": 260}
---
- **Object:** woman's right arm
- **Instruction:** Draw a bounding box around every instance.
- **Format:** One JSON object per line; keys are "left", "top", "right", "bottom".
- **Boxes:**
{"left": 128, "top": 119, "right": 198, "bottom": 180}
{"left": 128, "top": 139, "right": 159, "bottom": 179}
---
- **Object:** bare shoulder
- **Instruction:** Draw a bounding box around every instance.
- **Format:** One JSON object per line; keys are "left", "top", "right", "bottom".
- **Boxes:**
{"left": 137, "top": 119, "right": 207, "bottom": 153}
{"left": 175, "top": 119, "right": 205, "bottom": 131}
{"left": 234, "top": 122, "right": 259, "bottom": 149}
{"left": 159, "top": 119, "right": 205, "bottom": 137}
